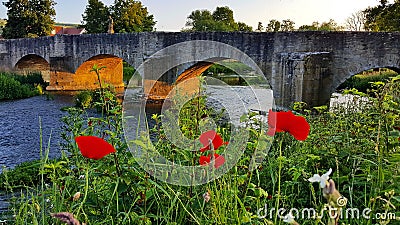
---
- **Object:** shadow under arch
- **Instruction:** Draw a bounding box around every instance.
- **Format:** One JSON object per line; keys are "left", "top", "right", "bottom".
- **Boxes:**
{"left": 14, "top": 54, "right": 50, "bottom": 82}
{"left": 47, "top": 54, "right": 125, "bottom": 92}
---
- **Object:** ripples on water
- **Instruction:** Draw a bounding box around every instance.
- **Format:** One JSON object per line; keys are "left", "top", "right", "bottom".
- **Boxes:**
{"left": 0, "top": 95, "right": 75, "bottom": 172}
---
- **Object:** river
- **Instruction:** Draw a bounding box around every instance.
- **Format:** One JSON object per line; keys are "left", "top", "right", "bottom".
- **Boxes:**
{"left": 0, "top": 95, "right": 77, "bottom": 213}
{"left": 0, "top": 95, "right": 75, "bottom": 172}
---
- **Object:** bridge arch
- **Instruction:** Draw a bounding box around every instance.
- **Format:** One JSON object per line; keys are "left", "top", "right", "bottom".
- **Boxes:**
{"left": 14, "top": 54, "right": 50, "bottom": 82}
{"left": 333, "top": 64, "right": 400, "bottom": 93}
{"left": 145, "top": 57, "right": 269, "bottom": 100}
{"left": 47, "top": 54, "right": 125, "bottom": 91}
{"left": 334, "top": 66, "right": 400, "bottom": 93}
{"left": 139, "top": 40, "right": 269, "bottom": 100}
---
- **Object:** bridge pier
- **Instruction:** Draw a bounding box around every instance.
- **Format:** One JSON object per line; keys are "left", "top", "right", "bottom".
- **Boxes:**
{"left": 274, "top": 52, "right": 333, "bottom": 108}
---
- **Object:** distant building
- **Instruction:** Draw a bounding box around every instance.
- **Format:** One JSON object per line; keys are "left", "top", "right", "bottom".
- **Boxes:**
{"left": 51, "top": 26, "right": 86, "bottom": 36}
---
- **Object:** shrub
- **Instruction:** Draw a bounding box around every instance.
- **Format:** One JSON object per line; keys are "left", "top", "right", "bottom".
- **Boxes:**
{"left": 0, "top": 160, "right": 42, "bottom": 190}
{"left": 123, "top": 66, "right": 136, "bottom": 83}
{"left": 0, "top": 73, "right": 37, "bottom": 100}
{"left": 338, "top": 72, "right": 396, "bottom": 93}
{"left": 74, "top": 90, "right": 93, "bottom": 108}
{"left": 10, "top": 72, "right": 46, "bottom": 86}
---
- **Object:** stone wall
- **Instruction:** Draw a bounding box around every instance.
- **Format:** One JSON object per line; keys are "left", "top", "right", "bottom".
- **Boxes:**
{"left": 1, "top": 32, "right": 400, "bottom": 107}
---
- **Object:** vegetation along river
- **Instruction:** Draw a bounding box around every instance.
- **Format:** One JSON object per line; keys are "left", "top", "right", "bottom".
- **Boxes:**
{"left": 0, "top": 87, "right": 351, "bottom": 213}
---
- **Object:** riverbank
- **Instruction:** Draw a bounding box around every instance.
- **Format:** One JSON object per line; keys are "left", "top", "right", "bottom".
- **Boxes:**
{"left": 1, "top": 77, "right": 399, "bottom": 224}
{"left": 0, "top": 72, "right": 46, "bottom": 101}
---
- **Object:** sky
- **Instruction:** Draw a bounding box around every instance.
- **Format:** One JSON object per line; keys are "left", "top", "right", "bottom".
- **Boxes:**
{"left": 0, "top": 0, "right": 392, "bottom": 31}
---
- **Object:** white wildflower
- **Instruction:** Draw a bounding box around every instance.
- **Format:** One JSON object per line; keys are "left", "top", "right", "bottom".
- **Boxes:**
{"left": 308, "top": 168, "right": 332, "bottom": 188}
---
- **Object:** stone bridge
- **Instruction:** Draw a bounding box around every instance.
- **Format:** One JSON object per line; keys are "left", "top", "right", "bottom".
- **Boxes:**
{"left": 0, "top": 32, "right": 399, "bottom": 107}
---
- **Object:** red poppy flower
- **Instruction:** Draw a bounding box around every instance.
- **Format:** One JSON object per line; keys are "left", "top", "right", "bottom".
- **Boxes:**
{"left": 267, "top": 110, "right": 310, "bottom": 141}
{"left": 199, "top": 130, "right": 228, "bottom": 152}
{"left": 199, "top": 153, "right": 225, "bottom": 169}
{"left": 75, "top": 136, "right": 116, "bottom": 160}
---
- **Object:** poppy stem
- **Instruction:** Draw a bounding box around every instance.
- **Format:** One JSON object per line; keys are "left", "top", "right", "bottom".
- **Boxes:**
{"left": 92, "top": 65, "right": 106, "bottom": 116}
{"left": 113, "top": 152, "right": 122, "bottom": 178}
{"left": 76, "top": 163, "right": 89, "bottom": 218}
{"left": 274, "top": 137, "right": 283, "bottom": 224}
{"left": 209, "top": 139, "right": 215, "bottom": 173}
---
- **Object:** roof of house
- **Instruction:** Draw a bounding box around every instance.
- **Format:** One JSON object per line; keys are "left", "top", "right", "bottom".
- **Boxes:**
{"left": 51, "top": 26, "right": 85, "bottom": 36}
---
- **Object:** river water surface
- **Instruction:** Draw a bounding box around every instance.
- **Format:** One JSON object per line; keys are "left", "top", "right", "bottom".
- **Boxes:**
{"left": 0, "top": 95, "right": 75, "bottom": 172}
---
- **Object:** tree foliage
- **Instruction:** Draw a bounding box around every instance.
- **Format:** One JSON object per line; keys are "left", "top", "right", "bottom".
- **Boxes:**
{"left": 82, "top": 0, "right": 156, "bottom": 33}
{"left": 266, "top": 19, "right": 281, "bottom": 32}
{"left": 256, "top": 22, "right": 263, "bottom": 31}
{"left": 264, "top": 19, "right": 295, "bottom": 32}
{"left": 81, "top": 0, "right": 109, "bottom": 33}
{"left": 111, "top": 0, "right": 156, "bottom": 32}
{"left": 2, "top": 0, "right": 56, "bottom": 39}
{"left": 298, "top": 19, "right": 343, "bottom": 31}
{"left": 237, "top": 22, "right": 252, "bottom": 31}
{"left": 280, "top": 19, "right": 295, "bottom": 31}
{"left": 212, "top": 6, "right": 237, "bottom": 30}
{"left": 184, "top": 6, "right": 252, "bottom": 31}
{"left": 185, "top": 10, "right": 214, "bottom": 31}
{"left": 364, "top": 0, "right": 400, "bottom": 31}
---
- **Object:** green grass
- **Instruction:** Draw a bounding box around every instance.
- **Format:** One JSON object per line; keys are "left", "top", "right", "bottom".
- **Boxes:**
{"left": 1, "top": 76, "right": 399, "bottom": 225}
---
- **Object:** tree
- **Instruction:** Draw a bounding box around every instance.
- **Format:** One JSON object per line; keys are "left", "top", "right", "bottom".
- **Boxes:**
{"left": 237, "top": 22, "right": 252, "bottom": 31}
{"left": 345, "top": 10, "right": 366, "bottom": 31}
{"left": 2, "top": 0, "right": 56, "bottom": 39}
{"left": 298, "top": 20, "right": 343, "bottom": 31}
{"left": 380, "top": 0, "right": 388, "bottom": 7}
{"left": 185, "top": 9, "right": 215, "bottom": 31}
{"left": 29, "top": 0, "right": 56, "bottom": 36}
{"left": 110, "top": 0, "right": 156, "bottom": 33}
{"left": 298, "top": 22, "right": 319, "bottom": 31}
{"left": 184, "top": 6, "right": 251, "bottom": 32}
{"left": 256, "top": 22, "right": 263, "bottom": 31}
{"left": 2, "top": 0, "right": 30, "bottom": 38}
{"left": 266, "top": 19, "right": 281, "bottom": 32}
{"left": 280, "top": 19, "right": 295, "bottom": 31}
{"left": 212, "top": 6, "right": 238, "bottom": 31}
{"left": 364, "top": 1, "right": 400, "bottom": 31}
{"left": 319, "top": 19, "right": 343, "bottom": 31}
{"left": 81, "top": 0, "right": 109, "bottom": 33}
{"left": 0, "top": 19, "right": 6, "bottom": 35}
